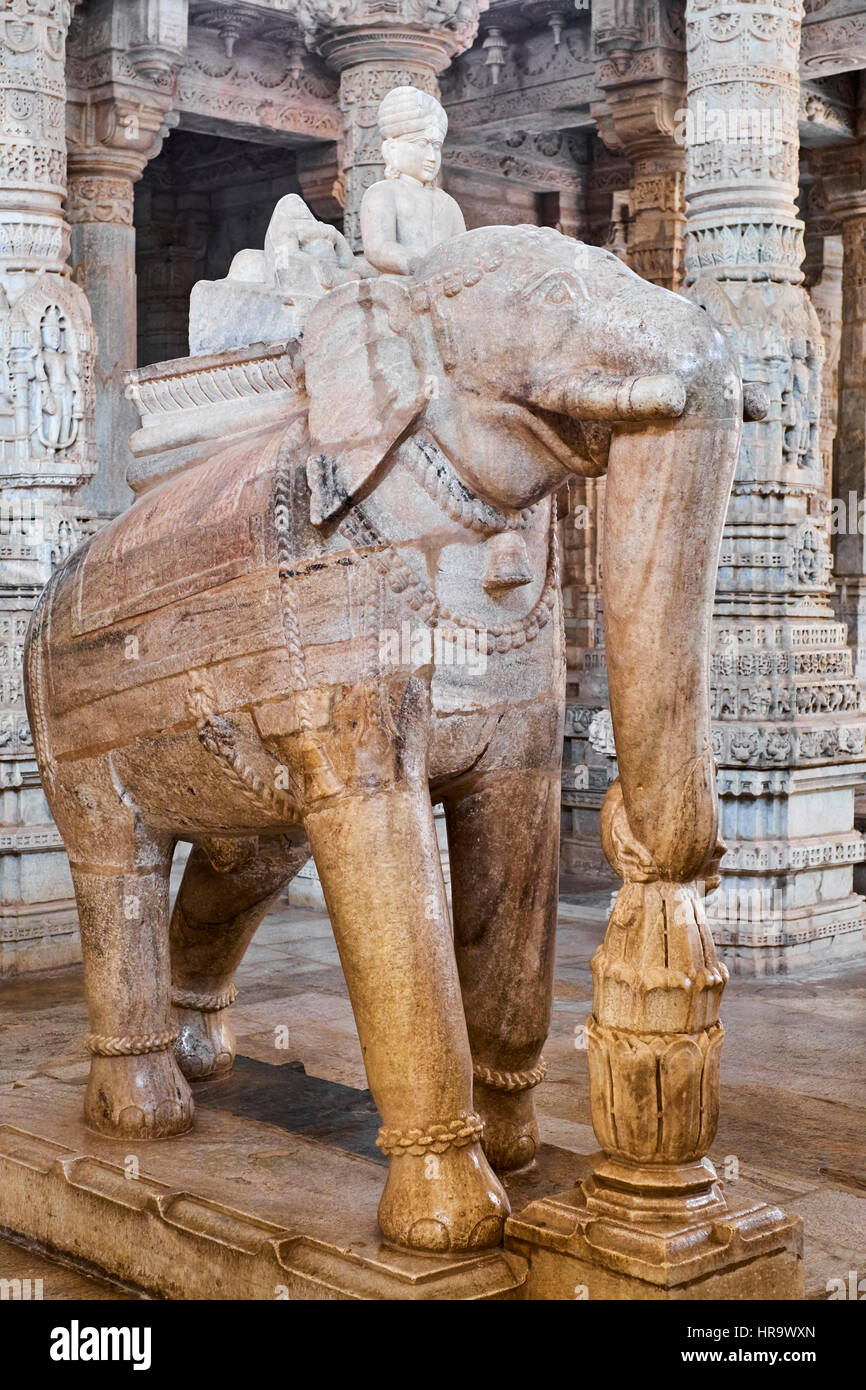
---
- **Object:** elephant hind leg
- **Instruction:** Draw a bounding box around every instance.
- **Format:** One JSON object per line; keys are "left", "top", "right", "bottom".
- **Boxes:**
{"left": 170, "top": 835, "right": 309, "bottom": 1081}
{"left": 445, "top": 767, "right": 560, "bottom": 1174}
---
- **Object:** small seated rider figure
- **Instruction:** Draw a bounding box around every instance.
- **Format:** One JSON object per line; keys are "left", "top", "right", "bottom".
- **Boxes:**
{"left": 360, "top": 85, "right": 466, "bottom": 276}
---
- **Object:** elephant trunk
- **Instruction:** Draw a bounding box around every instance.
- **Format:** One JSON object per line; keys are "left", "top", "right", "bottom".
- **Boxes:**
{"left": 600, "top": 320, "right": 741, "bottom": 883}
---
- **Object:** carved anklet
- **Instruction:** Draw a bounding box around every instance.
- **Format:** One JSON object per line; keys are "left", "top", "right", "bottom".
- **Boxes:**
{"left": 84, "top": 1028, "right": 179, "bottom": 1057}
{"left": 171, "top": 983, "right": 238, "bottom": 1012}
{"left": 376, "top": 1110, "right": 484, "bottom": 1157}
{"left": 473, "top": 1058, "right": 547, "bottom": 1092}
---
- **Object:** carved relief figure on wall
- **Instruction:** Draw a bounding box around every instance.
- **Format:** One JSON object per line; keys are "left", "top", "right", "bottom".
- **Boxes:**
{"left": 782, "top": 340, "right": 819, "bottom": 471}
{"left": 360, "top": 86, "right": 466, "bottom": 275}
{"left": 28, "top": 305, "right": 81, "bottom": 452}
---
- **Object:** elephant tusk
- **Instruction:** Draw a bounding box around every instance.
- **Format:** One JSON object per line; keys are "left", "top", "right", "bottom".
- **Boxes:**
{"left": 615, "top": 374, "right": 687, "bottom": 421}
{"left": 535, "top": 372, "right": 687, "bottom": 423}
{"left": 742, "top": 382, "right": 769, "bottom": 421}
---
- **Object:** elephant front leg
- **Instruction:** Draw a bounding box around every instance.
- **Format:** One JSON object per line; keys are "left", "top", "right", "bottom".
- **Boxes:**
{"left": 71, "top": 851, "right": 193, "bottom": 1140}
{"left": 304, "top": 782, "right": 509, "bottom": 1253}
{"left": 445, "top": 768, "right": 560, "bottom": 1174}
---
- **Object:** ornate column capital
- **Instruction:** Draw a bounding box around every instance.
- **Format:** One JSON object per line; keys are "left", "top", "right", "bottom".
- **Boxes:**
{"left": 592, "top": 78, "right": 686, "bottom": 160}
{"left": 66, "top": 95, "right": 178, "bottom": 224}
{"left": 297, "top": 1, "right": 489, "bottom": 72}
{"left": 65, "top": 0, "right": 185, "bottom": 166}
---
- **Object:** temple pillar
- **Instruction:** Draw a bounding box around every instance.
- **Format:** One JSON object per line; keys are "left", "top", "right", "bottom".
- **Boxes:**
{"left": 559, "top": 138, "right": 632, "bottom": 891}
{"left": 560, "top": 10, "right": 686, "bottom": 892}
{"left": 65, "top": 2, "right": 183, "bottom": 519}
{"left": 555, "top": 160, "right": 617, "bottom": 887}
{"left": 683, "top": 1, "right": 866, "bottom": 973}
{"left": 625, "top": 149, "right": 685, "bottom": 290}
{"left": 814, "top": 141, "right": 866, "bottom": 686}
{"left": 64, "top": 109, "right": 174, "bottom": 519}
{"left": 559, "top": 474, "right": 617, "bottom": 889}
{"left": 591, "top": 1, "right": 686, "bottom": 291}
{"left": 808, "top": 233, "right": 843, "bottom": 544}
{"left": 0, "top": 0, "right": 96, "bottom": 973}
{"left": 299, "top": 4, "right": 488, "bottom": 250}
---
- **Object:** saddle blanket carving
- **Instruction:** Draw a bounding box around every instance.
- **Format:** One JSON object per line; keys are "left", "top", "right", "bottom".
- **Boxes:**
{"left": 72, "top": 430, "right": 282, "bottom": 637}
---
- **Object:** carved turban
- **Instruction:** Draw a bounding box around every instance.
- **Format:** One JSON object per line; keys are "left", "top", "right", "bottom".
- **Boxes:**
{"left": 377, "top": 86, "right": 447, "bottom": 141}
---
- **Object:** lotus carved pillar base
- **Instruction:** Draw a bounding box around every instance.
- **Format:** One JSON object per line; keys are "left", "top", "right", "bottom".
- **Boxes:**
{"left": 507, "top": 877, "right": 804, "bottom": 1299}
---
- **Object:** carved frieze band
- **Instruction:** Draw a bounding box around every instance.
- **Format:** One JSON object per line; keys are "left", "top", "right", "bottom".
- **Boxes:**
{"left": 711, "top": 720, "right": 866, "bottom": 767}
{"left": 177, "top": 31, "right": 339, "bottom": 140}
{"left": 66, "top": 174, "right": 134, "bottom": 226}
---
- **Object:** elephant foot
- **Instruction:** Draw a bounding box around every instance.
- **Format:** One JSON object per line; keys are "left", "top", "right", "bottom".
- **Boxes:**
{"left": 377, "top": 1139, "right": 510, "bottom": 1254}
{"left": 173, "top": 1004, "right": 235, "bottom": 1082}
{"left": 84, "top": 1051, "right": 194, "bottom": 1140}
{"left": 475, "top": 1080, "right": 540, "bottom": 1174}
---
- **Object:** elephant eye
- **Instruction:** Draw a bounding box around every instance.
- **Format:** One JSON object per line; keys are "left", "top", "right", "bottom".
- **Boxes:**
{"left": 548, "top": 282, "right": 574, "bottom": 304}
{"left": 525, "top": 271, "right": 586, "bottom": 305}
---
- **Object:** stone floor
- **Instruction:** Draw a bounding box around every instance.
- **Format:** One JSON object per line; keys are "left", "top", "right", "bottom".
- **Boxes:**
{"left": 0, "top": 887, "right": 864, "bottom": 1300}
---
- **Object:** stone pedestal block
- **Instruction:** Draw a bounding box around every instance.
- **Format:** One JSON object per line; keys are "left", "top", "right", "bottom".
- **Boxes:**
{"left": 0, "top": 1076, "right": 527, "bottom": 1300}
{"left": 506, "top": 1180, "right": 804, "bottom": 1300}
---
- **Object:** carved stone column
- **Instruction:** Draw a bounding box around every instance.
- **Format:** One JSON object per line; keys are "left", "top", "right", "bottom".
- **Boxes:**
{"left": 0, "top": 0, "right": 96, "bottom": 972}
{"left": 300, "top": 3, "right": 488, "bottom": 250}
{"left": 808, "top": 232, "right": 842, "bottom": 543}
{"left": 558, "top": 137, "right": 630, "bottom": 891}
{"left": 555, "top": 155, "right": 608, "bottom": 885}
{"left": 813, "top": 141, "right": 866, "bottom": 685}
{"left": 560, "top": 5, "right": 686, "bottom": 892}
{"left": 65, "top": 106, "right": 175, "bottom": 519}
{"left": 560, "top": 474, "right": 617, "bottom": 889}
{"left": 685, "top": 1, "right": 866, "bottom": 974}
{"left": 591, "top": 0, "right": 686, "bottom": 290}
{"left": 625, "top": 152, "right": 685, "bottom": 290}
{"left": 66, "top": 3, "right": 183, "bottom": 519}
{"left": 507, "top": 0, "right": 807, "bottom": 1302}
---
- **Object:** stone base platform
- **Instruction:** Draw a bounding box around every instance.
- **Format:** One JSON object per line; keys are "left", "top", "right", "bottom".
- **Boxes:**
{"left": 506, "top": 1183, "right": 804, "bottom": 1300}
{"left": 0, "top": 1076, "right": 527, "bottom": 1301}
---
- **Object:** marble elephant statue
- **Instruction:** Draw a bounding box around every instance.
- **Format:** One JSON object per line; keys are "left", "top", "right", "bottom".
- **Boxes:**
{"left": 24, "top": 224, "right": 745, "bottom": 1255}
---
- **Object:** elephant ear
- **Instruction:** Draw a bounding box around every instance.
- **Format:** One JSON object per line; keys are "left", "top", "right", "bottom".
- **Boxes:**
{"left": 303, "top": 276, "right": 427, "bottom": 525}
